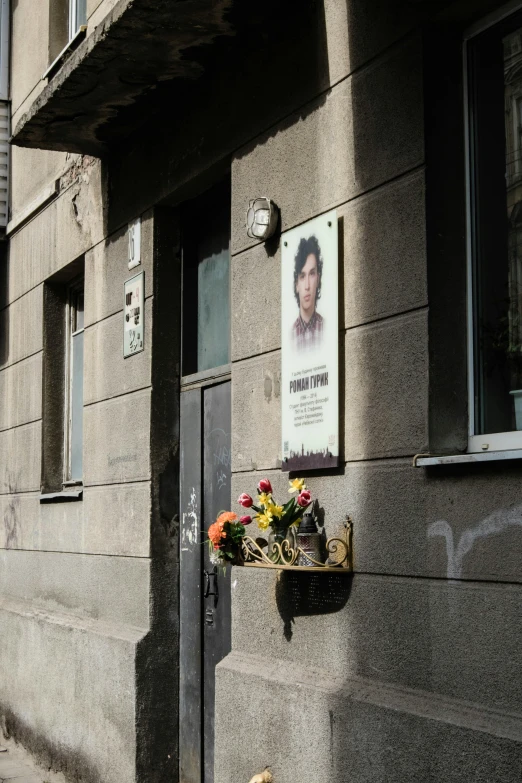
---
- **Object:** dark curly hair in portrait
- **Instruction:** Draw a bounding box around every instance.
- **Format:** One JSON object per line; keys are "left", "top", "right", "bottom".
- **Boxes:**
{"left": 293, "top": 235, "right": 323, "bottom": 306}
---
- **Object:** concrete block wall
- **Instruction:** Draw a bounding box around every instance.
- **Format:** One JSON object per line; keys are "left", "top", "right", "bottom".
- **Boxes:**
{"left": 217, "top": 4, "right": 522, "bottom": 782}
{"left": 0, "top": 60, "right": 158, "bottom": 777}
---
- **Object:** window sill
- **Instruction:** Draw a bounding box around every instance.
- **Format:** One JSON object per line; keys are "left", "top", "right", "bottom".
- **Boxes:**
{"left": 42, "top": 26, "right": 87, "bottom": 82}
{"left": 414, "top": 449, "right": 522, "bottom": 467}
{"left": 39, "top": 489, "right": 83, "bottom": 503}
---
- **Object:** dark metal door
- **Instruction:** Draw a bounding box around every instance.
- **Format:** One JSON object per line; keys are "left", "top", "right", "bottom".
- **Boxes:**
{"left": 180, "top": 380, "right": 231, "bottom": 783}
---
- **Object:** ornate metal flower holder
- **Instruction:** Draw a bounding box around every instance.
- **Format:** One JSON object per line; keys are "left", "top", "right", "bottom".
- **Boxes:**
{"left": 239, "top": 519, "right": 352, "bottom": 573}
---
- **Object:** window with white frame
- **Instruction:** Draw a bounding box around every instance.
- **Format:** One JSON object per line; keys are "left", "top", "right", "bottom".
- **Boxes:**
{"left": 68, "top": 0, "right": 86, "bottom": 42}
{"left": 64, "top": 279, "right": 84, "bottom": 483}
{"left": 48, "top": 0, "right": 86, "bottom": 67}
{"left": 466, "top": 6, "right": 522, "bottom": 452}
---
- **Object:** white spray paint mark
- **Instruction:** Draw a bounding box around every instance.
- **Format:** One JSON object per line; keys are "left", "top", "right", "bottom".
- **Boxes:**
{"left": 428, "top": 503, "right": 522, "bottom": 579}
{"left": 232, "top": 579, "right": 238, "bottom": 589}
{"left": 216, "top": 470, "right": 227, "bottom": 490}
{"left": 182, "top": 488, "right": 199, "bottom": 550}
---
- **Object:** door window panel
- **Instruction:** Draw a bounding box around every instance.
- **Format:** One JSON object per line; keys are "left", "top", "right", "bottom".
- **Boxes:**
{"left": 182, "top": 181, "right": 231, "bottom": 376}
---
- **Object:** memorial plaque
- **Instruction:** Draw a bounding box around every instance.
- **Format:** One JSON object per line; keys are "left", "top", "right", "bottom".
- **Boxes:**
{"left": 281, "top": 210, "right": 339, "bottom": 471}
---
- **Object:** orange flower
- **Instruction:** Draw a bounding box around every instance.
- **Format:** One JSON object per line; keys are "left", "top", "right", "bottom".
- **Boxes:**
{"left": 216, "top": 511, "right": 237, "bottom": 525}
{"left": 208, "top": 520, "right": 226, "bottom": 548}
{"left": 208, "top": 512, "right": 237, "bottom": 549}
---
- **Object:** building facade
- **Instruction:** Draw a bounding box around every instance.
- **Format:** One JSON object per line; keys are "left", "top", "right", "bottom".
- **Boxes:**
{"left": 1, "top": 0, "right": 522, "bottom": 782}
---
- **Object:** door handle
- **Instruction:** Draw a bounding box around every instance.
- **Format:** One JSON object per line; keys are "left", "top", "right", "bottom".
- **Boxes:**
{"left": 204, "top": 567, "right": 218, "bottom": 598}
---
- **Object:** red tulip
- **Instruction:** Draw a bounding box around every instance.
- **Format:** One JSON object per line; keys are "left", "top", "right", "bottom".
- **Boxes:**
{"left": 258, "top": 478, "right": 273, "bottom": 494}
{"left": 240, "top": 515, "right": 252, "bottom": 525}
{"left": 238, "top": 493, "right": 253, "bottom": 508}
{"left": 296, "top": 490, "right": 312, "bottom": 507}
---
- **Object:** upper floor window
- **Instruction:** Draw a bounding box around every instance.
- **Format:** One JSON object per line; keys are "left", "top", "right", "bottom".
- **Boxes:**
{"left": 48, "top": 0, "right": 86, "bottom": 66}
{"left": 466, "top": 6, "right": 522, "bottom": 452}
{"left": 68, "top": 0, "right": 86, "bottom": 41}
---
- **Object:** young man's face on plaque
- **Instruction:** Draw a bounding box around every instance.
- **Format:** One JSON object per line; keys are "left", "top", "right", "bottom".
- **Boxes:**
{"left": 292, "top": 235, "right": 324, "bottom": 351}
{"left": 296, "top": 253, "right": 320, "bottom": 319}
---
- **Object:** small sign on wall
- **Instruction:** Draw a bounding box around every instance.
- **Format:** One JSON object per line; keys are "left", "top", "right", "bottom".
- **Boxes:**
{"left": 128, "top": 218, "right": 141, "bottom": 269}
{"left": 281, "top": 209, "right": 339, "bottom": 471}
{"left": 124, "top": 271, "right": 144, "bottom": 358}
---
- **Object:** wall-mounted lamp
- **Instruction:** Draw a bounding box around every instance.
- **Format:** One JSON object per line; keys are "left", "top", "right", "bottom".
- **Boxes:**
{"left": 246, "top": 198, "right": 279, "bottom": 241}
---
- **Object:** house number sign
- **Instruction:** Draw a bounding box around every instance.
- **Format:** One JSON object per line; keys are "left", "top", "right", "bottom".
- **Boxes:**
{"left": 124, "top": 271, "right": 144, "bottom": 357}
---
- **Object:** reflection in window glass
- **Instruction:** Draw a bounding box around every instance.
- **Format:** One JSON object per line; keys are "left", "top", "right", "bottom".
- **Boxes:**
{"left": 69, "top": 0, "right": 86, "bottom": 40}
{"left": 197, "top": 246, "right": 230, "bottom": 372}
{"left": 469, "top": 16, "right": 522, "bottom": 434}
{"left": 182, "top": 180, "right": 230, "bottom": 376}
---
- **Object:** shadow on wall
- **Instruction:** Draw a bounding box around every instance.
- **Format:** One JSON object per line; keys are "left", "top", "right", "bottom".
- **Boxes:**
{"left": 276, "top": 571, "right": 352, "bottom": 641}
{"left": 107, "top": 0, "right": 332, "bottom": 231}
{"left": 0, "top": 705, "right": 103, "bottom": 783}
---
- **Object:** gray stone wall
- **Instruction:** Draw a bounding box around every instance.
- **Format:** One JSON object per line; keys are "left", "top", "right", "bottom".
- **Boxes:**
{"left": 0, "top": 156, "right": 155, "bottom": 783}
{"left": 215, "top": 4, "right": 522, "bottom": 783}
{"left": 2, "top": 1, "right": 522, "bottom": 782}
{"left": 0, "top": 33, "right": 164, "bottom": 773}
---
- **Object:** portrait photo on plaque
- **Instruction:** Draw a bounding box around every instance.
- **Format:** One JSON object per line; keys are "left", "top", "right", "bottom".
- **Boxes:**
{"left": 281, "top": 209, "right": 339, "bottom": 471}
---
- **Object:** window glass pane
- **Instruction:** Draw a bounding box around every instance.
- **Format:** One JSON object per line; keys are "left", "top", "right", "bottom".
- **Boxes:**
{"left": 182, "top": 180, "right": 230, "bottom": 375}
{"left": 470, "top": 16, "right": 522, "bottom": 434}
{"left": 77, "top": 0, "right": 86, "bottom": 26}
{"left": 197, "top": 247, "right": 229, "bottom": 372}
{"left": 69, "top": 0, "right": 86, "bottom": 39}
{"left": 70, "top": 329, "right": 84, "bottom": 479}
{"left": 74, "top": 291, "right": 84, "bottom": 331}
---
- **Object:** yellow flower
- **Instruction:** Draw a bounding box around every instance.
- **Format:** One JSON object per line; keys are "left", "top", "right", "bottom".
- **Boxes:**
{"left": 267, "top": 502, "right": 284, "bottom": 518}
{"left": 258, "top": 492, "right": 272, "bottom": 507}
{"left": 256, "top": 512, "right": 273, "bottom": 530}
{"left": 288, "top": 478, "right": 306, "bottom": 494}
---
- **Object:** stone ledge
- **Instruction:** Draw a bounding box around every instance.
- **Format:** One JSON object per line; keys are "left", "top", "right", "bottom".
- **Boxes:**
{"left": 0, "top": 596, "right": 147, "bottom": 643}
{"left": 218, "top": 651, "right": 522, "bottom": 742}
{"left": 216, "top": 651, "right": 522, "bottom": 783}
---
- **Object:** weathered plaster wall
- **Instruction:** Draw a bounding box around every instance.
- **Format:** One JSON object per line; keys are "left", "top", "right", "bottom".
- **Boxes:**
{"left": 10, "top": 0, "right": 50, "bottom": 118}
{"left": 10, "top": 147, "right": 69, "bottom": 223}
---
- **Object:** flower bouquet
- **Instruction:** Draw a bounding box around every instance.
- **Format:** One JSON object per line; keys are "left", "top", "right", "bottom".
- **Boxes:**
{"left": 207, "top": 511, "right": 251, "bottom": 566}
{"left": 238, "top": 477, "right": 312, "bottom": 563}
